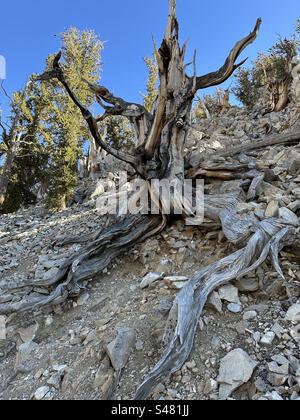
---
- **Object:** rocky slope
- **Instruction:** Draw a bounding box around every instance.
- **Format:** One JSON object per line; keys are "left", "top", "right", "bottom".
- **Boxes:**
{"left": 0, "top": 94, "right": 300, "bottom": 400}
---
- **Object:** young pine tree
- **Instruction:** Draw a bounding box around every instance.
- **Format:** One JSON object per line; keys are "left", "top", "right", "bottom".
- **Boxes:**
{"left": 43, "top": 28, "right": 103, "bottom": 210}
{"left": 233, "top": 68, "right": 259, "bottom": 109}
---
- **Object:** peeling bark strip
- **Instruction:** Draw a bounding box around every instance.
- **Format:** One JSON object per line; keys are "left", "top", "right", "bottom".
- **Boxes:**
{"left": 0, "top": 0, "right": 269, "bottom": 400}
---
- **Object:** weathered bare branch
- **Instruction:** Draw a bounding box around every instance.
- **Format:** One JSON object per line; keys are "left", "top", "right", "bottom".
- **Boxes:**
{"left": 37, "top": 54, "right": 148, "bottom": 179}
{"left": 189, "top": 130, "right": 300, "bottom": 168}
{"left": 87, "top": 82, "right": 151, "bottom": 121}
{"left": 0, "top": 81, "right": 13, "bottom": 102}
{"left": 196, "top": 18, "right": 262, "bottom": 89}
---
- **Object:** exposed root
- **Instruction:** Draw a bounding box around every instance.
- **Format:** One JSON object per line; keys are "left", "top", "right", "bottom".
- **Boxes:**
{"left": 0, "top": 214, "right": 166, "bottom": 315}
{"left": 1, "top": 189, "right": 298, "bottom": 401}
{"left": 134, "top": 213, "right": 299, "bottom": 400}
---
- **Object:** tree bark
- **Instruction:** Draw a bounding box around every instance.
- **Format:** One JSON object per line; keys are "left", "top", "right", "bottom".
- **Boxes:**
{"left": 269, "top": 79, "right": 290, "bottom": 112}
{"left": 220, "top": 89, "right": 231, "bottom": 114}
{"left": 0, "top": 145, "right": 15, "bottom": 206}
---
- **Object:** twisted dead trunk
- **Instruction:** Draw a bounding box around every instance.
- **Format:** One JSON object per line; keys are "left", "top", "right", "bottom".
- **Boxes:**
{"left": 269, "top": 79, "right": 290, "bottom": 112}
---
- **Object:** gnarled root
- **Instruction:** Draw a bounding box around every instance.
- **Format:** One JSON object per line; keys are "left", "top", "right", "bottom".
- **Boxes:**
{"left": 134, "top": 212, "right": 299, "bottom": 400}
{"left": 0, "top": 214, "right": 166, "bottom": 315}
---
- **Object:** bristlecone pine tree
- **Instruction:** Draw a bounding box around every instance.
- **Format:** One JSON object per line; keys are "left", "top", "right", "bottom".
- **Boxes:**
{"left": 0, "top": 28, "right": 103, "bottom": 212}
{"left": 0, "top": 82, "right": 33, "bottom": 210}
{"left": 193, "top": 88, "right": 231, "bottom": 121}
{"left": 233, "top": 27, "right": 299, "bottom": 111}
{"left": 42, "top": 28, "right": 103, "bottom": 210}
{"left": 2, "top": 0, "right": 300, "bottom": 400}
{"left": 1, "top": 78, "right": 53, "bottom": 213}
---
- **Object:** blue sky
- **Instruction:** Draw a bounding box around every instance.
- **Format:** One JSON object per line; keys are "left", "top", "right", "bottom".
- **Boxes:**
{"left": 0, "top": 0, "right": 299, "bottom": 120}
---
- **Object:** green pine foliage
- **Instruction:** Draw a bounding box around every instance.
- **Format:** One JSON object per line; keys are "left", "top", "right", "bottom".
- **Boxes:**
{"left": 143, "top": 57, "right": 158, "bottom": 113}
{"left": 232, "top": 68, "right": 259, "bottom": 109}
{"left": 194, "top": 100, "right": 206, "bottom": 119}
{"left": 44, "top": 28, "right": 103, "bottom": 210}
{"left": 1, "top": 28, "right": 103, "bottom": 213}
{"left": 233, "top": 24, "right": 299, "bottom": 108}
{"left": 104, "top": 116, "right": 135, "bottom": 151}
{"left": 3, "top": 80, "right": 50, "bottom": 212}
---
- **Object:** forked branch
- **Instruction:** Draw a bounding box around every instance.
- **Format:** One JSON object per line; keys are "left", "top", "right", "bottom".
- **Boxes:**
{"left": 37, "top": 54, "right": 148, "bottom": 178}
{"left": 87, "top": 82, "right": 151, "bottom": 121}
{"left": 196, "top": 18, "right": 262, "bottom": 89}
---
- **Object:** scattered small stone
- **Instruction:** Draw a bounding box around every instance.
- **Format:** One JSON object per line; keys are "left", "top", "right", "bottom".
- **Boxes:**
{"left": 77, "top": 292, "right": 90, "bottom": 306}
{"left": 17, "top": 323, "right": 39, "bottom": 343}
{"left": 164, "top": 275, "right": 188, "bottom": 282}
{"left": 264, "top": 391, "right": 284, "bottom": 401}
{"left": 203, "top": 378, "right": 218, "bottom": 395}
{"left": 93, "top": 356, "right": 114, "bottom": 390}
{"left": 152, "top": 383, "right": 166, "bottom": 399}
{"left": 135, "top": 340, "right": 144, "bottom": 351}
{"left": 15, "top": 341, "right": 40, "bottom": 371}
{"left": 285, "top": 303, "right": 300, "bottom": 323}
{"left": 211, "top": 335, "right": 222, "bottom": 350}
{"left": 243, "top": 311, "right": 257, "bottom": 321}
{"left": 290, "top": 324, "right": 300, "bottom": 341}
{"left": 52, "top": 364, "right": 68, "bottom": 373}
{"left": 253, "top": 332, "right": 261, "bottom": 343}
{"left": 265, "top": 200, "right": 279, "bottom": 218}
{"left": 185, "top": 361, "right": 197, "bottom": 370}
{"left": 279, "top": 207, "right": 299, "bottom": 226}
{"left": 271, "top": 322, "right": 285, "bottom": 338}
{"left": 227, "top": 303, "right": 243, "bottom": 314}
{"left": 181, "top": 374, "right": 192, "bottom": 384}
{"left": 47, "top": 372, "right": 63, "bottom": 390}
{"left": 267, "top": 373, "right": 288, "bottom": 387}
{"left": 234, "top": 277, "right": 259, "bottom": 293}
{"left": 254, "top": 378, "right": 267, "bottom": 393}
{"left": 34, "top": 369, "right": 44, "bottom": 380}
{"left": 0, "top": 316, "right": 6, "bottom": 340}
{"left": 260, "top": 331, "right": 276, "bottom": 346}
{"left": 246, "top": 304, "right": 269, "bottom": 314}
{"left": 34, "top": 386, "right": 51, "bottom": 401}
{"left": 218, "top": 285, "right": 240, "bottom": 304}
{"left": 140, "top": 272, "right": 163, "bottom": 289}
{"left": 217, "top": 349, "right": 257, "bottom": 400}
{"left": 106, "top": 326, "right": 136, "bottom": 371}
{"left": 164, "top": 276, "right": 189, "bottom": 289}
{"left": 158, "top": 298, "right": 173, "bottom": 315}
{"left": 207, "top": 291, "right": 223, "bottom": 313}
{"left": 45, "top": 315, "right": 54, "bottom": 327}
